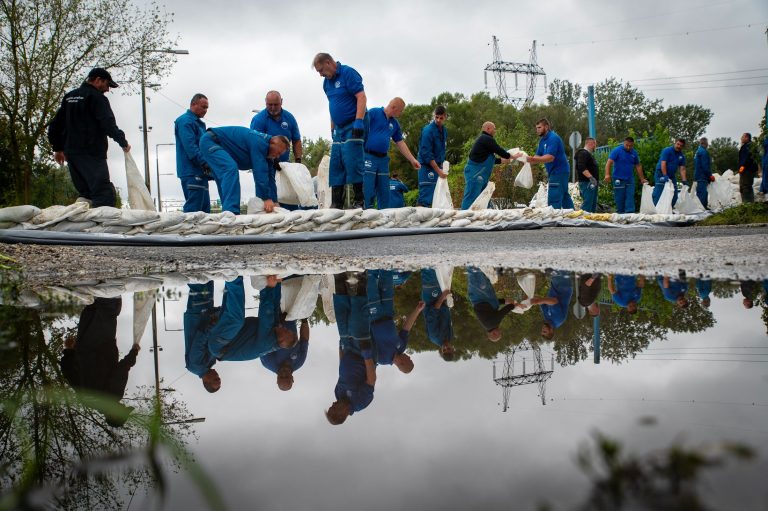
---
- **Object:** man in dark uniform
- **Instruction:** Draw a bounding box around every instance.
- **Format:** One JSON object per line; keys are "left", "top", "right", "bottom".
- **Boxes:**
{"left": 575, "top": 138, "right": 599, "bottom": 212}
{"left": 466, "top": 266, "right": 518, "bottom": 342}
{"left": 738, "top": 133, "right": 759, "bottom": 203}
{"left": 48, "top": 68, "right": 130, "bottom": 207}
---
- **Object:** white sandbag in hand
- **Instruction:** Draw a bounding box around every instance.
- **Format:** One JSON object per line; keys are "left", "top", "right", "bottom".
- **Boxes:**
{"left": 675, "top": 186, "right": 704, "bottom": 215}
{"left": 639, "top": 183, "right": 656, "bottom": 214}
{"left": 513, "top": 273, "right": 536, "bottom": 314}
{"left": 509, "top": 147, "right": 534, "bottom": 189}
{"left": 655, "top": 181, "right": 675, "bottom": 215}
{"left": 316, "top": 155, "right": 332, "bottom": 209}
{"left": 278, "top": 162, "right": 319, "bottom": 207}
{"left": 432, "top": 175, "right": 453, "bottom": 210}
{"left": 125, "top": 152, "right": 155, "bottom": 211}
{"left": 469, "top": 181, "right": 495, "bottom": 210}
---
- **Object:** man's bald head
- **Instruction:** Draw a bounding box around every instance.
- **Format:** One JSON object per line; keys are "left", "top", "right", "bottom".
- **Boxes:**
{"left": 482, "top": 121, "right": 496, "bottom": 136}
{"left": 265, "top": 90, "right": 283, "bottom": 116}
{"left": 385, "top": 97, "right": 406, "bottom": 118}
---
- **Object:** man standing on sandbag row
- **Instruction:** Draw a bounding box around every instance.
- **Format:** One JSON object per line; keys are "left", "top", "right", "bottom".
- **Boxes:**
{"left": 460, "top": 122, "right": 512, "bottom": 210}
{"left": 417, "top": 105, "right": 449, "bottom": 207}
{"left": 513, "top": 118, "right": 574, "bottom": 209}
{"left": 199, "top": 127, "right": 289, "bottom": 214}
{"left": 363, "top": 97, "right": 420, "bottom": 209}
{"left": 175, "top": 93, "right": 212, "bottom": 213}
{"left": 313, "top": 53, "right": 367, "bottom": 209}
{"left": 604, "top": 137, "right": 647, "bottom": 214}
{"left": 48, "top": 68, "right": 130, "bottom": 208}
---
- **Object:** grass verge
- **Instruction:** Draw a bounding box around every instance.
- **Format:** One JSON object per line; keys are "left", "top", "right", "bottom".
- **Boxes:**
{"left": 697, "top": 201, "right": 768, "bottom": 226}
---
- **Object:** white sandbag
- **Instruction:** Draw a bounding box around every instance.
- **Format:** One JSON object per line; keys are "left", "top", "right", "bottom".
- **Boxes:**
{"left": 316, "top": 155, "right": 332, "bottom": 209}
{"left": 320, "top": 274, "right": 336, "bottom": 323}
{"left": 655, "top": 181, "right": 675, "bottom": 215}
{"left": 442, "top": 161, "right": 450, "bottom": 175}
{"left": 434, "top": 265, "right": 454, "bottom": 308}
{"left": 675, "top": 186, "right": 704, "bottom": 215}
{"left": 639, "top": 183, "right": 656, "bottom": 214}
{"left": 509, "top": 148, "right": 534, "bottom": 189}
{"left": 125, "top": 151, "right": 156, "bottom": 211}
{"left": 512, "top": 273, "right": 536, "bottom": 314}
{"left": 133, "top": 290, "right": 157, "bottom": 346}
{"left": 281, "top": 275, "right": 321, "bottom": 321}
{"left": 708, "top": 175, "right": 732, "bottom": 210}
{"left": 530, "top": 183, "right": 548, "bottom": 208}
{"left": 277, "top": 162, "right": 319, "bottom": 207}
{"left": 469, "top": 181, "right": 496, "bottom": 211}
{"left": 432, "top": 177, "right": 453, "bottom": 210}
{"left": 0, "top": 205, "right": 40, "bottom": 223}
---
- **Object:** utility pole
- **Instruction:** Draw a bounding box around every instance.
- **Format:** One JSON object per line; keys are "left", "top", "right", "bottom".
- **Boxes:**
{"left": 484, "top": 36, "right": 547, "bottom": 108}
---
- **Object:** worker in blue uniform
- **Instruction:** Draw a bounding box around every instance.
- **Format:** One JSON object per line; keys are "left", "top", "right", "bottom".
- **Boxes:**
{"left": 607, "top": 274, "right": 645, "bottom": 314}
{"left": 260, "top": 319, "right": 309, "bottom": 391}
{"left": 326, "top": 271, "right": 375, "bottom": 424}
{"left": 693, "top": 137, "right": 714, "bottom": 209}
{"left": 199, "top": 127, "right": 289, "bottom": 214}
{"left": 175, "top": 93, "right": 213, "bottom": 212}
{"left": 514, "top": 118, "right": 574, "bottom": 209}
{"left": 389, "top": 173, "right": 409, "bottom": 208}
{"left": 460, "top": 122, "right": 512, "bottom": 209}
{"left": 695, "top": 278, "right": 712, "bottom": 309}
{"left": 367, "top": 269, "right": 424, "bottom": 373}
{"left": 183, "top": 281, "right": 220, "bottom": 392}
{"left": 313, "top": 53, "right": 367, "bottom": 209}
{"left": 652, "top": 138, "right": 688, "bottom": 207}
{"left": 657, "top": 275, "right": 689, "bottom": 308}
{"left": 363, "top": 97, "right": 420, "bottom": 209}
{"left": 416, "top": 105, "right": 448, "bottom": 207}
{"left": 466, "top": 266, "right": 518, "bottom": 342}
{"left": 604, "top": 136, "right": 647, "bottom": 213}
{"left": 761, "top": 137, "right": 768, "bottom": 195}
{"left": 532, "top": 271, "right": 573, "bottom": 340}
{"left": 392, "top": 269, "right": 412, "bottom": 288}
{"left": 420, "top": 268, "right": 455, "bottom": 360}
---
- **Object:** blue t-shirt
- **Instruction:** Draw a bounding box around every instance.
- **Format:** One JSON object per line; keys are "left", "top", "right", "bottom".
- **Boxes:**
{"left": 323, "top": 62, "right": 364, "bottom": 127}
{"left": 655, "top": 146, "right": 686, "bottom": 180}
{"left": 249, "top": 109, "right": 300, "bottom": 162}
{"left": 371, "top": 320, "right": 409, "bottom": 365}
{"left": 540, "top": 273, "right": 572, "bottom": 329}
{"left": 608, "top": 145, "right": 640, "bottom": 180}
{"left": 260, "top": 339, "right": 308, "bottom": 373}
{"left": 611, "top": 275, "right": 642, "bottom": 308}
{"left": 657, "top": 277, "right": 688, "bottom": 304}
{"left": 417, "top": 121, "right": 447, "bottom": 167}
{"left": 389, "top": 179, "right": 409, "bottom": 208}
{"left": 334, "top": 352, "right": 374, "bottom": 414}
{"left": 535, "top": 130, "right": 569, "bottom": 176}
{"left": 206, "top": 127, "right": 276, "bottom": 200}
{"left": 365, "top": 107, "right": 403, "bottom": 154}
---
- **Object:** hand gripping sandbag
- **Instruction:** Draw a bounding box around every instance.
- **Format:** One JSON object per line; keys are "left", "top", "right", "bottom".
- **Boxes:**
{"left": 432, "top": 177, "right": 453, "bottom": 210}
{"left": 468, "top": 181, "right": 496, "bottom": 211}
{"left": 278, "top": 162, "right": 319, "bottom": 207}
{"left": 509, "top": 147, "right": 534, "bottom": 189}
{"left": 639, "top": 183, "right": 656, "bottom": 214}
{"left": 513, "top": 273, "right": 536, "bottom": 314}
{"left": 435, "top": 265, "right": 454, "bottom": 308}
{"left": 655, "top": 181, "right": 675, "bottom": 215}
{"left": 125, "top": 151, "right": 156, "bottom": 211}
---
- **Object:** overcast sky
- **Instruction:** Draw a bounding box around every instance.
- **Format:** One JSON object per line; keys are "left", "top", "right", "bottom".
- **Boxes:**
{"left": 103, "top": 0, "right": 768, "bottom": 203}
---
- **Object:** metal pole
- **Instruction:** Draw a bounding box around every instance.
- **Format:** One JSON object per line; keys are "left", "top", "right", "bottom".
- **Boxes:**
{"left": 592, "top": 315, "right": 601, "bottom": 364}
{"left": 587, "top": 85, "right": 596, "bottom": 139}
{"left": 151, "top": 302, "right": 160, "bottom": 403}
{"left": 141, "top": 53, "right": 151, "bottom": 193}
{"left": 155, "top": 143, "right": 175, "bottom": 212}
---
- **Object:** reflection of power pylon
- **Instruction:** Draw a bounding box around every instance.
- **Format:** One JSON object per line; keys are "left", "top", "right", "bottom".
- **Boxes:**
{"left": 493, "top": 340, "right": 554, "bottom": 410}
{"left": 484, "top": 36, "right": 546, "bottom": 108}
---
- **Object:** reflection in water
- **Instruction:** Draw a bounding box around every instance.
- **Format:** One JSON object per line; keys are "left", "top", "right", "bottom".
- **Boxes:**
{"left": 1, "top": 266, "right": 767, "bottom": 509}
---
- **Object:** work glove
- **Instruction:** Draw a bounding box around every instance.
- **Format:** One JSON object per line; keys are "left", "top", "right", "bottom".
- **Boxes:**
{"left": 589, "top": 176, "right": 598, "bottom": 189}
{"left": 681, "top": 180, "right": 689, "bottom": 187}
{"left": 657, "top": 175, "right": 669, "bottom": 184}
{"left": 201, "top": 161, "right": 213, "bottom": 177}
{"left": 709, "top": 175, "right": 716, "bottom": 182}
{"left": 738, "top": 166, "right": 744, "bottom": 174}
{"left": 294, "top": 157, "right": 302, "bottom": 164}
{"left": 360, "top": 340, "right": 373, "bottom": 360}
{"left": 351, "top": 119, "right": 364, "bottom": 139}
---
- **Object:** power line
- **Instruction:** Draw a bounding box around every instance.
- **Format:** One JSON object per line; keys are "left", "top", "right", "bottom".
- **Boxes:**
{"left": 541, "top": 21, "right": 767, "bottom": 47}
{"left": 630, "top": 357, "right": 768, "bottom": 362}
{"left": 631, "top": 75, "right": 768, "bottom": 86}
{"left": 628, "top": 67, "right": 768, "bottom": 82}
{"left": 637, "top": 82, "right": 768, "bottom": 91}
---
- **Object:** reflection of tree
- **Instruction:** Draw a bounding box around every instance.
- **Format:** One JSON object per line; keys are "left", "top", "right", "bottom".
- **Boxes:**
{"left": 0, "top": 304, "right": 207, "bottom": 510}
{"left": 599, "top": 311, "right": 668, "bottom": 364}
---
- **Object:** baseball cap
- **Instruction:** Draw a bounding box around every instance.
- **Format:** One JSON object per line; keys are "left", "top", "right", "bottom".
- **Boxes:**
{"left": 88, "top": 67, "right": 119, "bottom": 88}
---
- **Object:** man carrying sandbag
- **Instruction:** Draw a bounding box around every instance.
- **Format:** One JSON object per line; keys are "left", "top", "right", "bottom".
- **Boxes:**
{"left": 604, "top": 136, "right": 647, "bottom": 213}
{"left": 652, "top": 137, "right": 688, "bottom": 207}
{"left": 460, "top": 122, "right": 512, "bottom": 210}
{"left": 48, "top": 68, "right": 131, "bottom": 208}
{"left": 693, "top": 137, "right": 714, "bottom": 209}
{"left": 199, "top": 127, "right": 289, "bottom": 214}
{"left": 417, "top": 105, "right": 449, "bottom": 207}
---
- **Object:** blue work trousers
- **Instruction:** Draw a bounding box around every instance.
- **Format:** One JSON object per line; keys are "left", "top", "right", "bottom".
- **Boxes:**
{"left": 547, "top": 172, "right": 575, "bottom": 209}
{"left": 461, "top": 155, "right": 495, "bottom": 210}
{"left": 180, "top": 175, "right": 211, "bottom": 213}
{"left": 695, "top": 180, "right": 709, "bottom": 209}
{"left": 367, "top": 270, "right": 394, "bottom": 321}
{"left": 652, "top": 179, "right": 679, "bottom": 207}
{"left": 333, "top": 295, "right": 371, "bottom": 345}
{"left": 363, "top": 154, "right": 391, "bottom": 209}
{"left": 466, "top": 267, "right": 499, "bottom": 308}
{"left": 578, "top": 182, "right": 598, "bottom": 213}
{"left": 612, "top": 178, "right": 636, "bottom": 213}
{"left": 200, "top": 133, "right": 241, "bottom": 214}
{"left": 417, "top": 166, "right": 439, "bottom": 207}
{"left": 330, "top": 123, "right": 364, "bottom": 187}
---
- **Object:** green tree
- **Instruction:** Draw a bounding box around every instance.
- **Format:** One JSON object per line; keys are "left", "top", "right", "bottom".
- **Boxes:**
{"left": 592, "top": 78, "right": 663, "bottom": 144}
{"left": 649, "top": 104, "right": 714, "bottom": 144}
{"left": 0, "top": 0, "right": 179, "bottom": 206}
{"left": 709, "top": 137, "right": 739, "bottom": 172}
{"left": 301, "top": 136, "right": 330, "bottom": 176}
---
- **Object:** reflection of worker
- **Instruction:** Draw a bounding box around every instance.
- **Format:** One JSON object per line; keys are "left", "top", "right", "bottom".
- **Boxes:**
{"left": 420, "top": 268, "right": 454, "bottom": 360}
{"left": 532, "top": 271, "right": 573, "bottom": 340}
{"left": 326, "top": 272, "right": 374, "bottom": 424}
{"left": 740, "top": 280, "right": 758, "bottom": 309}
{"left": 608, "top": 274, "right": 645, "bottom": 314}
{"left": 695, "top": 278, "right": 712, "bottom": 308}
{"left": 466, "top": 266, "right": 517, "bottom": 342}
{"left": 657, "top": 275, "right": 689, "bottom": 308}
{"left": 184, "top": 282, "right": 220, "bottom": 392}
{"left": 60, "top": 297, "right": 138, "bottom": 427}
{"left": 578, "top": 273, "right": 602, "bottom": 317}
{"left": 367, "top": 269, "right": 423, "bottom": 372}
{"left": 260, "top": 319, "right": 309, "bottom": 391}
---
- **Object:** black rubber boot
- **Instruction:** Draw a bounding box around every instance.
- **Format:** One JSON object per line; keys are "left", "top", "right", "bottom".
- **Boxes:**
{"left": 350, "top": 183, "right": 364, "bottom": 209}
{"left": 331, "top": 186, "right": 345, "bottom": 209}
